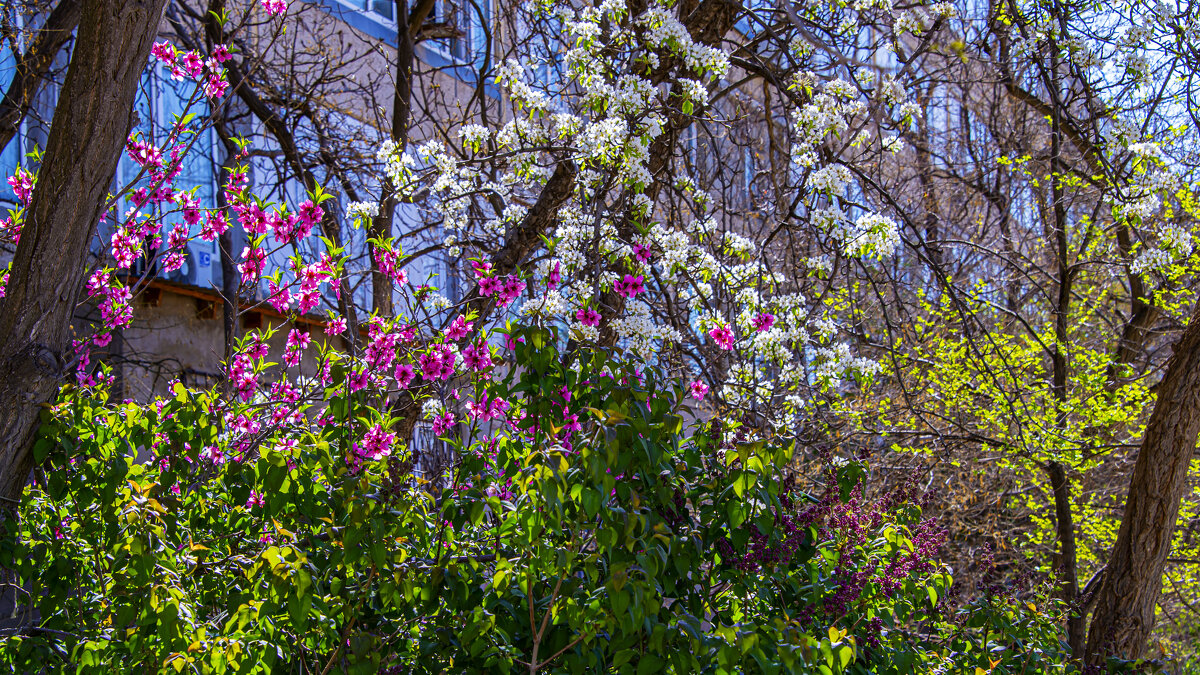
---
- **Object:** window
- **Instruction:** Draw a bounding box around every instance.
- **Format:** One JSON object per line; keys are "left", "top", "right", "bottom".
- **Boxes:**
{"left": 0, "top": 44, "right": 18, "bottom": 205}
{"left": 429, "top": 0, "right": 489, "bottom": 68}
{"left": 342, "top": 0, "right": 394, "bottom": 22}
{"left": 113, "top": 66, "right": 218, "bottom": 288}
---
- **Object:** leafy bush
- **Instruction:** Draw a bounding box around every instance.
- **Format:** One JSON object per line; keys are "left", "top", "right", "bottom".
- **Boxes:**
{"left": 0, "top": 324, "right": 1074, "bottom": 673}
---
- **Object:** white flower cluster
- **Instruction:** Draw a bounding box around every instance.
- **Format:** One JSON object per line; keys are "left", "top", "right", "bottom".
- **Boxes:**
{"left": 807, "top": 164, "right": 854, "bottom": 196}
{"left": 347, "top": 201, "right": 379, "bottom": 220}
{"left": 520, "top": 289, "right": 567, "bottom": 318}
{"left": 421, "top": 398, "right": 445, "bottom": 419}
{"left": 1122, "top": 194, "right": 1161, "bottom": 221}
{"left": 882, "top": 135, "right": 905, "bottom": 154}
{"left": 610, "top": 300, "right": 682, "bottom": 359}
{"left": 680, "top": 78, "right": 709, "bottom": 107}
{"left": 459, "top": 124, "right": 491, "bottom": 150}
{"left": 639, "top": 3, "right": 730, "bottom": 78}
{"left": 1132, "top": 225, "right": 1196, "bottom": 275}
{"left": 494, "top": 58, "right": 550, "bottom": 112}
{"left": 813, "top": 343, "right": 883, "bottom": 386}
{"left": 377, "top": 139, "right": 416, "bottom": 189}
{"left": 1128, "top": 142, "right": 1161, "bottom": 159}
{"left": 843, "top": 213, "right": 901, "bottom": 258}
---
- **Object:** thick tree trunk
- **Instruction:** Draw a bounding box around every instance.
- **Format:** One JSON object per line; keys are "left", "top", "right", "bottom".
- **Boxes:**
{"left": 0, "top": 0, "right": 168, "bottom": 508}
{"left": 1085, "top": 305, "right": 1200, "bottom": 664}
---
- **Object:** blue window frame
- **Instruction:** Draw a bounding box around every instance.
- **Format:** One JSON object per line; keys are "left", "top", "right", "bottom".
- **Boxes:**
{"left": 0, "top": 46, "right": 18, "bottom": 205}
{"left": 340, "top": 0, "right": 395, "bottom": 23}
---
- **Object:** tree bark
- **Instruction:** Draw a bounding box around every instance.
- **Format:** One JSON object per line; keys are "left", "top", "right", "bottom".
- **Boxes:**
{"left": 0, "top": 0, "right": 168, "bottom": 508}
{"left": 0, "top": 0, "right": 83, "bottom": 153}
{"left": 1085, "top": 303, "right": 1200, "bottom": 664}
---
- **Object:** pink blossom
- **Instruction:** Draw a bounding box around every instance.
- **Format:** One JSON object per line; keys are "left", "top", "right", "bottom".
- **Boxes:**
{"left": 246, "top": 334, "right": 270, "bottom": 360}
{"left": 753, "top": 312, "right": 776, "bottom": 332}
{"left": 126, "top": 136, "right": 163, "bottom": 169}
{"left": 461, "top": 342, "right": 492, "bottom": 372}
{"left": 238, "top": 203, "right": 269, "bottom": 237}
{"left": 359, "top": 424, "right": 395, "bottom": 461}
{"left": 295, "top": 200, "right": 322, "bottom": 239}
{"left": 348, "top": 368, "right": 370, "bottom": 392}
{"left": 200, "top": 211, "right": 228, "bottom": 241}
{"left": 325, "top": 317, "right": 347, "bottom": 335}
{"left": 709, "top": 324, "right": 735, "bottom": 350}
{"left": 204, "top": 72, "right": 228, "bottom": 99}
{"left": 445, "top": 315, "right": 473, "bottom": 341}
{"left": 419, "top": 344, "right": 457, "bottom": 381}
{"left": 471, "top": 260, "right": 493, "bottom": 278}
{"left": 613, "top": 274, "right": 645, "bottom": 299}
{"left": 238, "top": 245, "right": 266, "bottom": 280}
{"left": 180, "top": 51, "right": 204, "bottom": 79}
{"left": 632, "top": 242, "right": 654, "bottom": 262}
{"left": 393, "top": 362, "right": 415, "bottom": 388}
{"left": 688, "top": 380, "right": 709, "bottom": 401}
{"left": 365, "top": 324, "right": 399, "bottom": 371}
{"left": 547, "top": 262, "right": 561, "bottom": 290}
{"left": 497, "top": 275, "right": 525, "bottom": 306}
{"left": 211, "top": 44, "right": 232, "bottom": 63}
{"left": 431, "top": 411, "right": 456, "bottom": 436}
{"left": 246, "top": 490, "right": 265, "bottom": 508}
{"left": 467, "top": 393, "right": 510, "bottom": 422}
{"left": 200, "top": 445, "right": 226, "bottom": 465}
{"left": 268, "top": 281, "right": 293, "bottom": 313}
{"left": 575, "top": 308, "right": 601, "bottom": 327}
{"left": 262, "top": 0, "right": 287, "bottom": 15}
{"left": 227, "top": 354, "right": 258, "bottom": 401}
{"left": 478, "top": 276, "right": 502, "bottom": 297}
{"left": 6, "top": 167, "right": 34, "bottom": 205}
{"left": 284, "top": 328, "right": 309, "bottom": 367}
{"left": 150, "top": 41, "right": 176, "bottom": 66}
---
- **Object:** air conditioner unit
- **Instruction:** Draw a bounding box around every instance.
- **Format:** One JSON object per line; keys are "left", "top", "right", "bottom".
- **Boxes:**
{"left": 164, "top": 242, "right": 215, "bottom": 290}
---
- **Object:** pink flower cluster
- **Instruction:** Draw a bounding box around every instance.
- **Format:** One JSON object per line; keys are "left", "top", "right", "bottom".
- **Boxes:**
{"left": 431, "top": 411, "right": 456, "bottom": 435}
{"left": 466, "top": 392, "right": 510, "bottom": 422}
{"left": 356, "top": 424, "right": 395, "bottom": 463}
{"left": 86, "top": 272, "right": 135, "bottom": 330}
{"left": 445, "top": 315, "right": 473, "bottom": 341}
{"left": 419, "top": 344, "right": 457, "bottom": 381}
{"left": 227, "top": 352, "right": 259, "bottom": 402}
{"left": 284, "top": 328, "right": 310, "bottom": 367}
{"left": 753, "top": 312, "right": 775, "bottom": 332}
{"left": 478, "top": 274, "right": 525, "bottom": 307}
{"left": 365, "top": 321, "right": 400, "bottom": 372}
{"left": 613, "top": 274, "right": 645, "bottom": 299}
{"left": 575, "top": 308, "right": 601, "bottom": 327}
{"left": 6, "top": 166, "right": 34, "bottom": 205}
{"left": 461, "top": 341, "right": 492, "bottom": 372}
{"left": 150, "top": 41, "right": 232, "bottom": 99}
{"left": 375, "top": 247, "right": 409, "bottom": 286}
{"left": 708, "top": 324, "right": 735, "bottom": 350}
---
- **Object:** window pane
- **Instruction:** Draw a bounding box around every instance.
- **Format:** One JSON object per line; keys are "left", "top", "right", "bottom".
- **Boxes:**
{"left": 159, "top": 72, "right": 215, "bottom": 217}
{"left": 0, "top": 47, "right": 17, "bottom": 203}
{"left": 371, "top": 0, "right": 393, "bottom": 19}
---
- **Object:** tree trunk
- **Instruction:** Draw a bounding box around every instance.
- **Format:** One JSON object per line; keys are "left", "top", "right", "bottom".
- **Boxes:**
{"left": 1085, "top": 304, "right": 1200, "bottom": 664}
{"left": 371, "top": 0, "right": 424, "bottom": 319}
{"left": 0, "top": 0, "right": 169, "bottom": 508}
